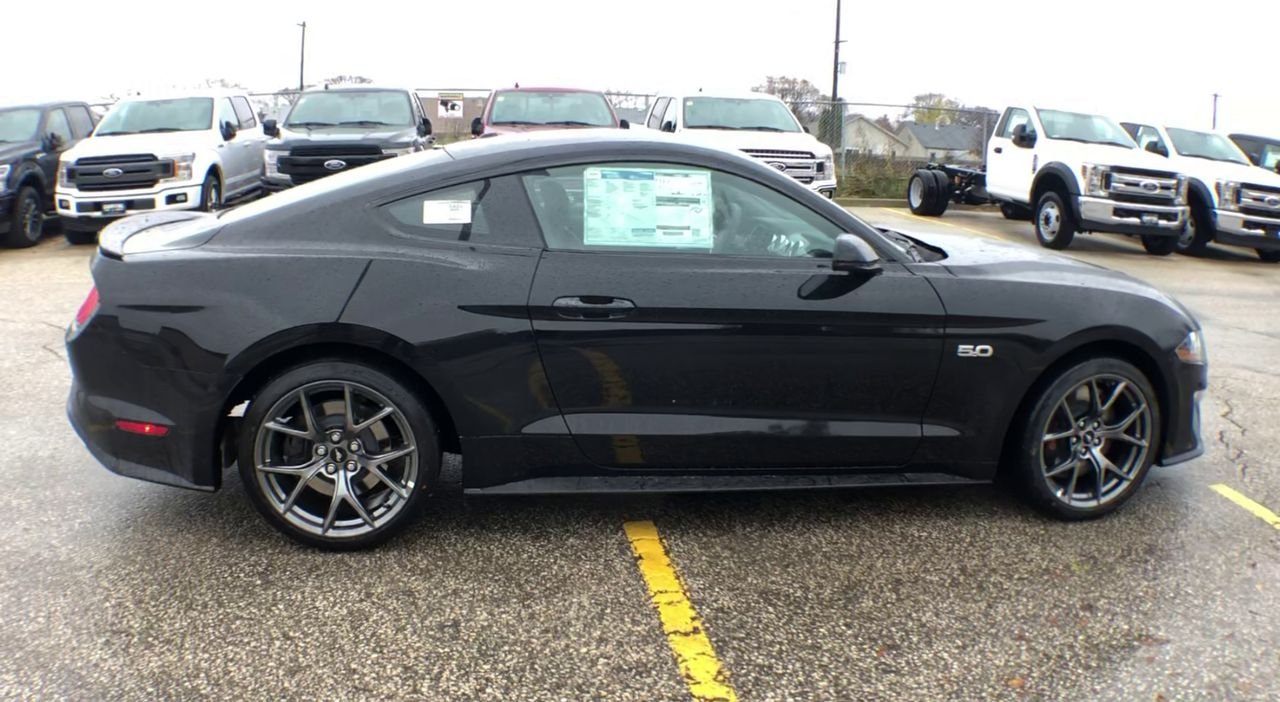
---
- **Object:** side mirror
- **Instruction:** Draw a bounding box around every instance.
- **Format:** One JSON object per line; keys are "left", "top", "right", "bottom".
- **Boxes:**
{"left": 418, "top": 117, "right": 433, "bottom": 137}
{"left": 1011, "top": 123, "right": 1036, "bottom": 148}
{"left": 661, "top": 120, "right": 676, "bottom": 133}
{"left": 619, "top": 119, "right": 630, "bottom": 130}
{"left": 1144, "top": 141, "right": 1168, "bottom": 157}
{"left": 45, "top": 132, "right": 65, "bottom": 151}
{"left": 221, "top": 121, "right": 237, "bottom": 141}
{"left": 263, "top": 119, "right": 279, "bottom": 138}
{"left": 471, "top": 117, "right": 484, "bottom": 137}
{"left": 831, "top": 234, "right": 882, "bottom": 273}
{"left": 802, "top": 125, "right": 811, "bottom": 134}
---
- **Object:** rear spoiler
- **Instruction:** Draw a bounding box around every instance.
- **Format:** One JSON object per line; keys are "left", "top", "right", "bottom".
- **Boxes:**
{"left": 98, "top": 211, "right": 216, "bottom": 259}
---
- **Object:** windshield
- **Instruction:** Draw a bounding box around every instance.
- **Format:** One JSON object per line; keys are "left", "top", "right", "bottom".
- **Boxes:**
{"left": 1036, "top": 109, "right": 1135, "bottom": 148}
{"left": 95, "top": 98, "right": 213, "bottom": 135}
{"left": 285, "top": 90, "right": 414, "bottom": 128}
{"left": 683, "top": 97, "right": 802, "bottom": 132}
{"left": 489, "top": 91, "right": 615, "bottom": 127}
{"left": 0, "top": 108, "right": 42, "bottom": 143}
{"left": 1166, "top": 128, "right": 1250, "bottom": 165}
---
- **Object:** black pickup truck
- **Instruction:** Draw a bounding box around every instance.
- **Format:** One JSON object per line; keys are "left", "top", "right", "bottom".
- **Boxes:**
{"left": 0, "top": 101, "right": 97, "bottom": 247}
{"left": 260, "top": 86, "right": 433, "bottom": 191}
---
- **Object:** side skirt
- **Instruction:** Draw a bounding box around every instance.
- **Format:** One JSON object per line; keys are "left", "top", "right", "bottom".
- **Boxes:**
{"left": 463, "top": 472, "right": 986, "bottom": 496}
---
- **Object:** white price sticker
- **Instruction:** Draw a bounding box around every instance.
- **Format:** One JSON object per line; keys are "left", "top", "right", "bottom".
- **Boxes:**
{"left": 422, "top": 199, "right": 472, "bottom": 225}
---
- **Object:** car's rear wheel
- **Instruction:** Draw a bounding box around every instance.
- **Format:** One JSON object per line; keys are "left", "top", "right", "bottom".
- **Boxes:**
{"left": 907, "top": 171, "right": 935, "bottom": 215}
{"left": 237, "top": 361, "right": 439, "bottom": 549}
{"left": 1013, "top": 357, "right": 1161, "bottom": 520}
{"left": 4, "top": 186, "right": 43, "bottom": 248}
{"left": 928, "top": 170, "right": 952, "bottom": 216}
{"left": 1034, "top": 191, "right": 1075, "bottom": 249}
{"left": 1141, "top": 234, "right": 1177, "bottom": 256}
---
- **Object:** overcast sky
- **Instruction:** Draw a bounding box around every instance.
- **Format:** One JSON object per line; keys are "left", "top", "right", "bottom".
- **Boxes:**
{"left": 7, "top": 0, "right": 1279, "bottom": 133}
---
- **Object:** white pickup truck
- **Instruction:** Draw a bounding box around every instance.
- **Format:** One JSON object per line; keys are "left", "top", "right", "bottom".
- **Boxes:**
{"left": 55, "top": 91, "right": 266, "bottom": 244}
{"left": 641, "top": 92, "right": 837, "bottom": 198}
{"left": 1120, "top": 122, "right": 1280, "bottom": 263}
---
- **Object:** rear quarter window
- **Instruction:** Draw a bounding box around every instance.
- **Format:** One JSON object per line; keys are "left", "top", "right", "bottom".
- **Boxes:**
{"left": 380, "top": 175, "right": 543, "bottom": 248}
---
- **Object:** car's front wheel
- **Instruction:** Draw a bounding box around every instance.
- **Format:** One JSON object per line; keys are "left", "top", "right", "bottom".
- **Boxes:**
{"left": 1034, "top": 191, "right": 1075, "bottom": 249}
{"left": 1141, "top": 234, "right": 1178, "bottom": 256}
{"left": 1257, "top": 249, "right": 1280, "bottom": 263}
{"left": 3, "top": 186, "right": 43, "bottom": 248}
{"left": 1013, "top": 357, "right": 1161, "bottom": 520}
{"left": 237, "top": 360, "right": 439, "bottom": 549}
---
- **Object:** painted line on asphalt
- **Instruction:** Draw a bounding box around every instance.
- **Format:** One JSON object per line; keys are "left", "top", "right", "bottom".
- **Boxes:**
{"left": 874, "top": 207, "right": 1008, "bottom": 242}
{"left": 623, "top": 520, "right": 737, "bottom": 702}
{"left": 1211, "top": 484, "right": 1280, "bottom": 530}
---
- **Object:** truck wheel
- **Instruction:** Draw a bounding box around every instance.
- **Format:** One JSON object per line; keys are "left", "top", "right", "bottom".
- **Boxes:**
{"left": 1034, "top": 191, "right": 1075, "bottom": 249}
{"left": 1141, "top": 235, "right": 1177, "bottom": 256}
{"left": 1177, "top": 202, "right": 1213, "bottom": 255}
{"left": 907, "top": 171, "right": 936, "bottom": 215}
{"left": 1001, "top": 202, "right": 1032, "bottom": 221}
{"left": 1258, "top": 249, "right": 1280, "bottom": 263}
{"left": 64, "top": 226, "right": 100, "bottom": 246}
{"left": 928, "top": 170, "right": 952, "bottom": 216}
{"left": 3, "top": 186, "right": 43, "bottom": 248}
{"left": 199, "top": 174, "right": 222, "bottom": 212}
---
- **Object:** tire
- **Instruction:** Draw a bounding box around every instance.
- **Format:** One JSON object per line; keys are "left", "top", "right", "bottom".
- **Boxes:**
{"left": 928, "top": 170, "right": 952, "bottom": 216}
{"left": 1034, "top": 191, "right": 1076, "bottom": 249}
{"left": 1000, "top": 202, "right": 1032, "bottom": 221}
{"left": 63, "top": 226, "right": 100, "bottom": 246}
{"left": 3, "top": 186, "right": 43, "bottom": 248}
{"left": 237, "top": 360, "right": 440, "bottom": 550}
{"left": 1176, "top": 200, "right": 1214, "bottom": 255}
{"left": 1013, "top": 357, "right": 1161, "bottom": 521}
{"left": 907, "top": 171, "right": 937, "bottom": 216}
{"left": 198, "top": 173, "right": 222, "bottom": 212}
{"left": 1141, "top": 234, "right": 1177, "bottom": 256}
{"left": 1258, "top": 249, "right": 1280, "bottom": 263}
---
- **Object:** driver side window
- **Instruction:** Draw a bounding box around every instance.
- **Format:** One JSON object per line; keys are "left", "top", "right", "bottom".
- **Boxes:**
{"left": 519, "top": 162, "right": 843, "bottom": 258}
{"left": 998, "top": 108, "right": 1033, "bottom": 138}
{"left": 215, "top": 98, "right": 237, "bottom": 131}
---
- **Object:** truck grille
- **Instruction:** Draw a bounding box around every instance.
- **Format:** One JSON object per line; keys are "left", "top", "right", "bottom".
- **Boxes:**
{"left": 68, "top": 154, "right": 173, "bottom": 192}
{"left": 280, "top": 144, "right": 391, "bottom": 184}
{"left": 1107, "top": 167, "right": 1179, "bottom": 204}
{"left": 741, "top": 149, "right": 821, "bottom": 184}
{"left": 1238, "top": 183, "right": 1280, "bottom": 219}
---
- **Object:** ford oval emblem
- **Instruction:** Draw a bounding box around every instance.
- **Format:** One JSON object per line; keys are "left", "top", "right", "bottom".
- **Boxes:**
{"left": 102, "top": 167, "right": 124, "bottom": 178}
{"left": 1140, "top": 180, "right": 1159, "bottom": 193}
{"left": 769, "top": 161, "right": 788, "bottom": 172}
{"left": 323, "top": 159, "right": 347, "bottom": 171}
{"left": 1266, "top": 196, "right": 1280, "bottom": 208}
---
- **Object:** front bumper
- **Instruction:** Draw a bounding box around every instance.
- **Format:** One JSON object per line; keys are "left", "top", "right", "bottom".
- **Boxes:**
{"left": 1157, "top": 356, "right": 1208, "bottom": 467}
{"left": 261, "top": 175, "right": 292, "bottom": 193}
{"left": 1213, "top": 210, "right": 1280, "bottom": 251}
{"left": 55, "top": 182, "right": 205, "bottom": 224}
{"left": 806, "top": 178, "right": 837, "bottom": 199}
{"left": 1077, "top": 196, "right": 1187, "bottom": 237}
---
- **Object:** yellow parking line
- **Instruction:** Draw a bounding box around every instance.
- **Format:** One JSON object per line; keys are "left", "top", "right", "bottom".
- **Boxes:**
{"left": 874, "top": 207, "right": 1007, "bottom": 242}
{"left": 623, "top": 520, "right": 737, "bottom": 702}
{"left": 1211, "top": 484, "right": 1280, "bottom": 530}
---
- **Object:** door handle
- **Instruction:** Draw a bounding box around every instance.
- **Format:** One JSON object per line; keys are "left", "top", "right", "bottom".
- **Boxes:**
{"left": 993, "top": 146, "right": 1003, "bottom": 154}
{"left": 553, "top": 296, "right": 635, "bottom": 320}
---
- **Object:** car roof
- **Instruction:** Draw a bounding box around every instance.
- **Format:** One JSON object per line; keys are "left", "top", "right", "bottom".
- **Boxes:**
{"left": 658, "top": 91, "right": 786, "bottom": 101}
{"left": 492, "top": 86, "right": 607, "bottom": 94}
{"left": 307, "top": 85, "right": 415, "bottom": 94}
{"left": 0, "top": 99, "right": 90, "bottom": 110}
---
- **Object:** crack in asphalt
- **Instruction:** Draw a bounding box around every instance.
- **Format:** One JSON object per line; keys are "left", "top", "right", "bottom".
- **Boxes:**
{"left": 0, "top": 317, "right": 65, "bottom": 332}
{"left": 1216, "top": 396, "right": 1250, "bottom": 480}
{"left": 40, "top": 343, "right": 66, "bottom": 362}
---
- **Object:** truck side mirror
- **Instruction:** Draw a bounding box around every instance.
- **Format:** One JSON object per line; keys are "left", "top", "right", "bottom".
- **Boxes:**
{"left": 418, "top": 118, "right": 433, "bottom": 137}
{"left": 221, "top": 121, "right": 237, "bottom": 141}
{"left": 45, "top": 132, "right": 65, "bottom": 151}
{"left": 471, "top": 117, "right": 484, "bottom": 137}
{"left": 1011, "top": 123, "right": 1036, "bottom": 148}
{"left": 661, "top": 120, "right": 676, "bottom": 133}
{"left": 1144, "top": 141, "right": 1168, "bottom": 157}
{"left": 619, "top": 119, "right": 630, "bottom": 130}
{"left": 263, "top": 119, "right": 279, "bottom": 137}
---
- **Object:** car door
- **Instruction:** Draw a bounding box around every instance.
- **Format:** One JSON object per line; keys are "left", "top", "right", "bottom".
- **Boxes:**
{"left": 225, "top": 96, "right": 265, "bottom": 195}
{"left": 521, "top": 160, "right": 946, "bottom": 470}
{"left": 986, "top": 107, "right": 1036, "bottom": 203}
{"left": 212, "top": 97, "right": 247, "bottom": 193}
{"left": 39, "top": 108, "right": 75, "bottom": 203}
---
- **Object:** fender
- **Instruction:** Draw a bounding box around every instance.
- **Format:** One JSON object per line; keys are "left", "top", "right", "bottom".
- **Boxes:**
{"left": 1030, "top": 161, "right": 1080, "bottom": 209}
{"left": 1185, "top": 177, "right": 1214, "bottom": 211}
{"left": 13, "top": 158, "right": 48, "bottom": 193}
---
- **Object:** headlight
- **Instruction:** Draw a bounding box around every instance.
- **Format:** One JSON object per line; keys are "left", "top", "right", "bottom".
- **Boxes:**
{"left": 264, "top": 150, "right": 283, "bottom": 178}
{"left": 1176, "top": 176, "right": 1188, "bottom": 204}
{"left": 0, "top": 164, "right": 10, "bottom": 193}
{"left": 61, "top": 162, "right": 75, "bottom": 186}
{"left": 382, "top": 145, "right": 415, "bottom": 156}
{"left": 1176, "top": 330, "right": 1206, "bottom": 365}
{"left": 162, "top": 153, "right": 196, "bottom": 182}
{"left": 1080, "top": 163, "right": 1110, "bottom": 197}
{"left": 819, "top": 152, "right": 835, "bottom": 177}
{"left": 1215, "top": 180, "right": 1241, "bottom": 211}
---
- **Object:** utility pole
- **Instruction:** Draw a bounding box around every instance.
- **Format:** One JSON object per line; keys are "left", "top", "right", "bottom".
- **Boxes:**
{"left": 830, "top": 0, "right": 846, "bottom": 161}
{"left": 830, "top": 0, "right": 844, "bottom": 103}
{"left": 297, "top": 21, "right": 307, "bottom": 92}
{"left": 1212, "top": 93, "right": 1220, "bottom": 129}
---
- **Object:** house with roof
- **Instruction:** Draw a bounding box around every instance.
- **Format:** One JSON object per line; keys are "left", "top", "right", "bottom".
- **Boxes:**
{"left": 840, "top": 115, "right": 921, "bottom": 159}
{"left": 896, "top": 121, "right": 984, "bottom": 165}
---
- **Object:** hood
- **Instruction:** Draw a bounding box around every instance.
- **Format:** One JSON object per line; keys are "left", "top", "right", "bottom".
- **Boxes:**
{"left": 483, "top": 122, "right": 614, "bottom": 136}
{"left": 1171, "top": 156, "right": 1280, "bottom": 188}
{"left": 678, "top": 128, "right": 833, "bottom": 156}
{"left": 1047, "top": 140, "right": 1172, "bottom": 171}
{"left": 0, "top": 140, "right": 40, "bottom": 163}
{"left": 272, "top": 124, "right": 420, "bottom": 148}
{"left": 65, "top": 131, "right": 214, "bottom": 161}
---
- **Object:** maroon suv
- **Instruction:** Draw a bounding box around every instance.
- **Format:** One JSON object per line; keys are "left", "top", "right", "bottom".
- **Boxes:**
{"left": 470, "top": 87, "right": 627, "bottom": 137}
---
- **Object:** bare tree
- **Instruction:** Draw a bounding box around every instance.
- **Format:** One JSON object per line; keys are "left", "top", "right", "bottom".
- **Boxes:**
{"left": 753, "top": 76, "right": 828, "bottom": 121}
{"left": 323, "top": 75, "right": 375, "bottom": 86}
{"left": 901, "top": 93, "right": 961, "bottom": 126}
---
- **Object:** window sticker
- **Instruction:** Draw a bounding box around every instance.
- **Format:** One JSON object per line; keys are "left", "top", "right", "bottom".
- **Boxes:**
{"left": 582, "top": 167, "right": 713, "bottom": 249}
{"left": 422, "top": 199, "right": 472, "bottom": 225}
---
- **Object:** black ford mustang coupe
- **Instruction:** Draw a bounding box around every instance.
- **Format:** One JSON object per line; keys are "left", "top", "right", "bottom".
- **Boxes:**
{"left": 66, "top": 131, "right": 1207, "bottom": 549}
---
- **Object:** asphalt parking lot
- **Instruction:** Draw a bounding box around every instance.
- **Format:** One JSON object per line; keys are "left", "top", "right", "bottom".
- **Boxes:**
{"left": 1, "top": 210, "right": 1277, "bottom": 701}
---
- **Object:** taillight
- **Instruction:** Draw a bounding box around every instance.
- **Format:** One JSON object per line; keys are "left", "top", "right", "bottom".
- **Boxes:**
{"left": 74, "top": 286, "right": 99, "bottom": 329}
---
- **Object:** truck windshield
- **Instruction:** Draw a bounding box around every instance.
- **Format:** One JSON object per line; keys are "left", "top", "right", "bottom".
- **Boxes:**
{"left": 95, "top": 98, "right": 214, "bottom": 136}
{"left": 683, "top": 98, "right": 802, "bottom": 132}
{"left": 0, "top": 108, "right": 41, "bottom": 143}
{"left": 1036, "top": 109, "right": 1134, "bottom": 148}
{"left": 286, "top": 90, "right": 414, "bottom": 128}
{"left": 489, "top": 91, "right": 615, "bottom": 127}
{"left": 1166, "top": 128, "right": 1250, "bottom": 165}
